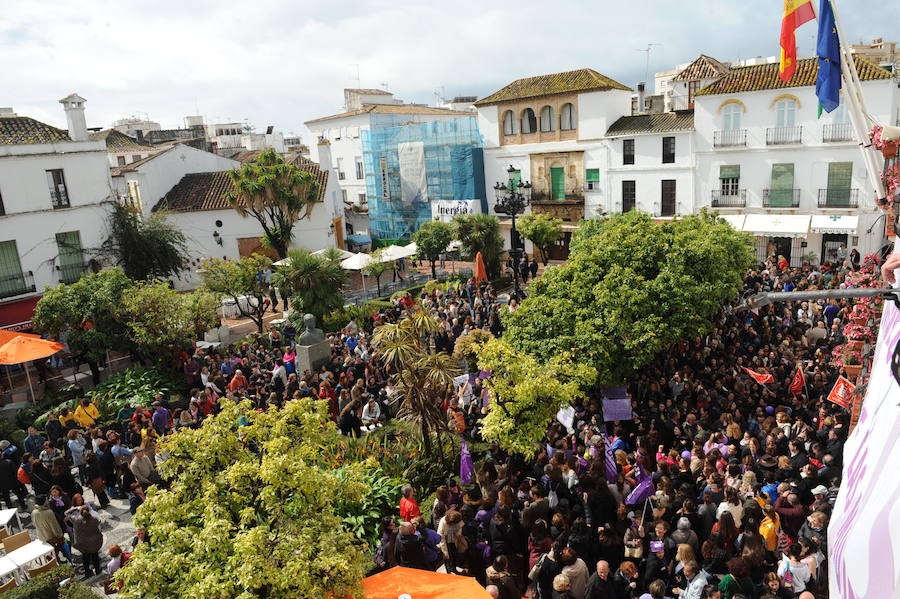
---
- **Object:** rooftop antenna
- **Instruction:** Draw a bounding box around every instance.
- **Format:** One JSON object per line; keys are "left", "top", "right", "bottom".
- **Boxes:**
{"left": 637, "top": 43, "right": 662, "bottom": 84}
{"left": 381, "top": 81, "right": 389, "bottom": 91}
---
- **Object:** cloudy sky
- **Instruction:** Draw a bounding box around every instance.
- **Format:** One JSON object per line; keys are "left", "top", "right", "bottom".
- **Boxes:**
{"left": 3, "top": 0, "right": 897, "bottom": 141}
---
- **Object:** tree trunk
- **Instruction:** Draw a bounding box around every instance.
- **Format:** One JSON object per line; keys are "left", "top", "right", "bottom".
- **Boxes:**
{"left": 375, "top": 275, "right": 382, "bottom": 297}
{"left": 420, "top": 418, "right": 432, "bottom": 458}
{"left": 541, "top": 247, "right": 549, "bottom": 266}
{"left": 431, "top": 260, "right": 437, "bottom": 279}
{"left": 88, "top": 360, "right": 101, "bottom": 385}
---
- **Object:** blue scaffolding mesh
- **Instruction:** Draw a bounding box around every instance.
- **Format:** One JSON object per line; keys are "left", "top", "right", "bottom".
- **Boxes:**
{"left": 363, "top": 117, "right": 485, "bottom": 242}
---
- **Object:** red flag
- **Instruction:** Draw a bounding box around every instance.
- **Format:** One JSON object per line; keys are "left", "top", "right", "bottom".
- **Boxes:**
{"left": 779, "top": 0, "right": 816, "bottom": 82}
{"left": 743, "top": 367, "right": 775, "bottom": 385}
{"left": 827, "top": 376, "right": 856, "bottom": 409}
{"left": 789, "top": 366, "right": 806, "bottom": 396}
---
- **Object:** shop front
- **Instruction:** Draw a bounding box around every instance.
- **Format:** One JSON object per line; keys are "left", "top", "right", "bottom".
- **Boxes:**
{"left": 0, "top": 295, "right": 42, "bottom": 333}
{"left": 811, "top": 214, "right": 859, "bottom": 264}
{"left": 742, "top": 214, "right": 811, "bottom": 267}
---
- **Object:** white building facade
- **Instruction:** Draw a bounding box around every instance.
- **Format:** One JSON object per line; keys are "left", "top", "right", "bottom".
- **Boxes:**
{"left": 0, "top": 95, "right": 112, "bottom": 331}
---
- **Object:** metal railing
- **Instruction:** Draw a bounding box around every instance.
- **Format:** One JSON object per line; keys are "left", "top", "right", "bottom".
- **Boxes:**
{"left": 58, "top": 263, "right": 87, "bottom": 284}
{"left": 530, "top": 192, "right": 584, "bottom": 202}
{"left": 822, "top": 123, "right": 853, "bottom": 142}
{"left": 762, "top": 188, "right": 801, "bottom": 207}
{"left": 50, "top": 189, "right": 70, "bottom": 209}
{"left": 0, "top": 271, "right": 35, "bottom": 299}
{"left": 818, "top": 188, "right": 859, "bottom": 208}
{"left": 711, "top": 190, "right": 746, "bottom": 207}
{"left": 766, "top": 126, "right": 803, "bottom": 145}
{"left": 713, "top": 129, "right": 747, "bottom": 147}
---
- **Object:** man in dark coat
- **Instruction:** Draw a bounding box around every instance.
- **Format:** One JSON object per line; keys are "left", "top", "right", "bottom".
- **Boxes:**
{"left": 584, "top": 560, "right": 618, "bottom": 599}
{"left": 395, "top": 521, "right": 426, "bottom": 570}
{"left": 0, "top": 452, "right": 26, "bottom": 510}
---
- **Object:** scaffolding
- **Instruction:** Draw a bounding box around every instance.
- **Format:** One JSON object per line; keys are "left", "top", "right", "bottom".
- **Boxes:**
{"left": 363, "top": 117, "right": 485, "bottom": 241}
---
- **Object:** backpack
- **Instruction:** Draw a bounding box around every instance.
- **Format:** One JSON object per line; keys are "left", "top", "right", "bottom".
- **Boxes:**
{"left": 782, "top": 565, "right": 795, "bottom": 591}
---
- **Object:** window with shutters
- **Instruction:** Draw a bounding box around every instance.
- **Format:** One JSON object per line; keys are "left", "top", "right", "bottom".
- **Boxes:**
{"left": 540, "top": 106, "right": 555, "bottom": 132}
{"left": 586, "top": 169, "right": 600, "bottom": 191}
{"left": 521, "top": 109, "right": 537, "bottom": 134}
{"left": 46, "top": 169, "right": 70, "bottom": 208}
{"left": 56, "top": 231, "right": 84, "bottom": 284}
{"left": 826, "top": 162, "right": 853, "bottom": 206}
{"left": 502, "top": 110, "right": 516, "bottom": 135}
{"left": 662, "top": 137, "right": 675, "bottom": 164}
{"left": 719, "top": 165, "right": 740, "bottom": 195}
{"left": 661, "top": 180, "right": 676, "bottom": 216}
{"left": 769, "top": 163, "right": 796, "bottom": 207}
{"left": 623, "top": 139, "right": 635, "bottom": 165}
{"left": 117, "top": 156, "right": 126, "bottom": 166}
{"left": 355, "top": 156, "right": 364, "bottom": 180}
{"left": 560, "top": 103, "right": 575, "bottom": 130}
{"left": 622, "top": 181, "right": 636, "bottom": 212}
{"left": 0, "top": 241, "right": 27, "bottom": 298}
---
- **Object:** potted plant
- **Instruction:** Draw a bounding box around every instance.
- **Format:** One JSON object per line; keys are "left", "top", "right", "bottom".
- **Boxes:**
{"left": 832, "top": 344, "right": 863, "bottom": 379}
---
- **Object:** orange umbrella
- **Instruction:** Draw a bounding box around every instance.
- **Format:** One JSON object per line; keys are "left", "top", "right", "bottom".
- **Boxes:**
{"left": 0, "top": 336, "right": 65, "bottom": 403}
{"left": 0, "top": 330, "right": 40, "bottom": 346}
{"left": 473, "top": 251, "right": 488, "bottom": 285}
{"left": 362, "top": 567, "right": 492, "bottom": 599}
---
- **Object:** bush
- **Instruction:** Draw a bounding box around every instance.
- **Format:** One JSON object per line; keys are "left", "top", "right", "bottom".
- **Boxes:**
{"left": 58, "top": 581, "right": 102, "bottom": 599}
{"left": 87, "top": 366, "right": 180, "bottom": 421}
{"left": 5, "top": 564, "right": 73, "bottom": 599}
{"left": 334, "top": 467, "right": 402, "bottom": 548}
{"left": 16, "top": 384, "right": 81, "bottom": 429}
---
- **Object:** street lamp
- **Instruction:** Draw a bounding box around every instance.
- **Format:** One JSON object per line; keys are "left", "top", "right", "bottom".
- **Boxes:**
{"left": 494, "top": 165, "right": 531, "bottom": 301}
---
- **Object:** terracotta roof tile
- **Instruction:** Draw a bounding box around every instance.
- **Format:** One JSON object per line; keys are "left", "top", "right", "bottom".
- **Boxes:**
{"left": 305, "top": 103, "right": 472, "bottom": 125}
{"left": 154, "top": 156, "right": 330, "bottom": 213}
{"left": 89, "top": 129, "right": 155, "bottom": 152}
{"left": 0, "top": 116, "right": 71, "bottom": 145}
{"left": 474, "top": 69, "right": 631, "bottom": 106}
{"left": 345, "top": 88, "right": 392, "bottom": 95}
{"left": 228, "top": 149, "right": 264, "bottom": 163}
{"left": 671, "top": 55, "right": 730, "bottom": 81}
{"left": 695, "top": 56, "right": 891, "bottom": 96}
{"left": 606, "top": 111, "right": 695, "bottom": 136}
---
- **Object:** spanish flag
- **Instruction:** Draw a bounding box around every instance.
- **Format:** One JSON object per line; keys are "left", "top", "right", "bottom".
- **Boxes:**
{"left": 779, "top": 0, "right": 816, "bottom": 82}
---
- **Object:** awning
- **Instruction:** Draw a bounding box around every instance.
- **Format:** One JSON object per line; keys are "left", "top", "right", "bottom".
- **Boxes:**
{"left": 811, "top": 214, "right": 858, "bottom": 234}
{"left": 0, "top": 296, "right": 41, "bottom": 332}
{"left": 742, "top": 214, "right": 810, "bottom": 238}
{"left": 718, "top": 214, "right": 745, "bottom": 230}
{"left": 346, "top": 234, "right": 372, "bottom": 245}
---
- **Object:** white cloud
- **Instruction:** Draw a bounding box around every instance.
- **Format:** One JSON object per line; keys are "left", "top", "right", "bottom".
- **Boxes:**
{"left": 2, "top": 0, "right": 896, "bottom": 142}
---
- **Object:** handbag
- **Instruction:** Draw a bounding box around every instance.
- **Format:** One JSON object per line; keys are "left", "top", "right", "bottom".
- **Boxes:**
{"left": 528, "top": 554, "right": 546, "bottom": 582}
{"left": 624, "top": 544, "right": 643, "bottom": 559}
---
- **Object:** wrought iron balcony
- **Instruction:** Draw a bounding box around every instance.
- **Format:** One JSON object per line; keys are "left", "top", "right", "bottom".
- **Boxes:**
{"left": 57, "top": 263, "right": 87, "bottom": 284}
{"left": 713, "top": 129, "right": 747, "bottom": 147}
{"left": 762, "top": 188, "right": 801, "bottom": 207}
{"left": 818, "top": 188, "right": 859, "bottom": 208}
{"left": 50, "top": 189, "right": 70, "bottom": 209}
{"left": 0, "top": 271, "right": 35, "bottom": 299}
{"left": 711, "top": 190, "right": 746, "bottom": 207}
{"left": 766, "top": 126, "right": 803, "bottom": 145}
{"left": 822, "top": 123, "right": 853, "bottom": 142}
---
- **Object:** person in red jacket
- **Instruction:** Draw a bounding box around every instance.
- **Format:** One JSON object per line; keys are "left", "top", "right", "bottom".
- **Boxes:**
{"left": 399, "top": 484, "right": 422, "bottom": 522}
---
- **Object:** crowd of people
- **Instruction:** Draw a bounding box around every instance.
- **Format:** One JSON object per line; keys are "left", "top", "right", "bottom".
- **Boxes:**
{"left": 0, "top": 247, "right": 877, "bottom": 596}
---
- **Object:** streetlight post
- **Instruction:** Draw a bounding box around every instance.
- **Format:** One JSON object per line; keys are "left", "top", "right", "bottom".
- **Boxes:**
{"left": 494, "top": 165, "right": 531, "bottom": 301}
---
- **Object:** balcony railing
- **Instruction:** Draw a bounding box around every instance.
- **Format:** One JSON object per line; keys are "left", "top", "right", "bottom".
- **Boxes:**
{"left": 763, "top": 188, "right": 801, "bottom": 207}
{"left": 711, "top": 190, "right": 746, "bottom": 207}
{"left": 818, "top": 188, "right": 859, "bottom": 208}
{"left": 0, "top": 271, "right": 35, "bottom": 300}
{"left": 713, "top": 129, "right": 747, "bottom": 147}
{"left": 530, "top": 192, "right": 584, "bottom": 203}
{"left": 58, "top": 262, "right": 87, "bottom": 284}
{"left": 822, "top": 122, "right": 853, "bottom": 142}
{"left": 766, "top": 126, "right": 803, "bottom": 145}
{"left": 50, "top": 189, "right": 70, "bottom": 209}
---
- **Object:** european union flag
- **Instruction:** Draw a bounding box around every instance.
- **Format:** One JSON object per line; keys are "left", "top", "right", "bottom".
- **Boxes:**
{"left": 816, "top": 0, "right": 841, "bottom": 113}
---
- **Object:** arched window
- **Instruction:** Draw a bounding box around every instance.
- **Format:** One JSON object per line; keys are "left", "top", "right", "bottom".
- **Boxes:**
{"left": 521, "top": 108, "right": 537, "bottom": 134}
{"left": 775, "top": 99, "right": 797, "bottom": 128}
{"left": 722, "top": 103, "right": 742, "bottom": 131}
{"left": 502, "top": 110, "right": 516, "bottom": 135}
{"left": 540, "top": 106, "right": 555, "bottom": 132}
{"left": 560, "top": 103, "right": 575, "bottom": 130}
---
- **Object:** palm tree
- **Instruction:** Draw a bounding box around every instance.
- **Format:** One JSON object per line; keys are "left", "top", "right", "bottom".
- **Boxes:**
{"left": 272, "top": 248, "right": 347, "bottom": 322}
{"left": 372, "top": 307, "right": 460, "bottom": 458}
{"left": 451, "top": 213, "right": 504, "bottom": 279}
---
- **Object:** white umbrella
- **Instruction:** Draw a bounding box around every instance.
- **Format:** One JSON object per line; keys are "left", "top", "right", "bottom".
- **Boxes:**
{"left": 403, "top": 241, "right": 418, "bottom": 254}
{"left": 340, "top": 252, "right": 375, "bottom": 270}
{"left": 272, "top": 257, "right": 290, "bottom": 267}
{"left": 380, "top": 244, "right": 416, "bottom": 261}
{"left": 312, "top": 247, "right": 356, "bottom": 261}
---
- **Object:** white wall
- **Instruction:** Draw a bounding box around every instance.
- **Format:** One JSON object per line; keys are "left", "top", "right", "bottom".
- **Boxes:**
{"left": 578, "top": 90, "right": 632, "bottom": 140}
{"left": 0, "top": 143, "right": 112, "bottom": 294}
{"left": 476, "top": 105, "right": 500, "bottom": 148}
{"left": 606, "top": 131, "right": 694, "bottom": 215}
{"left": 307, "top": 113, "right": 371, "bottom": 206}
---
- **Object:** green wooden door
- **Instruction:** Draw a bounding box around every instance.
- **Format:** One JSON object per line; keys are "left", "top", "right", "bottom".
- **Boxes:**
{"left": 550, "top": 167, "right": 565, "bottom": 200}
{"left": 770, "top": 164, "right": 795, "bottom": 207}
{"left": 0, "top": 241, "right": 25, "bottom": 298}
{"left": 56, "top": 231, "right": 84, "bottom": 284}
{"left": 826, "top": 162, "right": 852, "bottom": 206}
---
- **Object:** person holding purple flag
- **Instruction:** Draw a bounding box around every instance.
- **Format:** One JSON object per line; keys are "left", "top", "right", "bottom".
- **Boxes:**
{"left": 459, "top": 438, "right": 474, "bottom": 485}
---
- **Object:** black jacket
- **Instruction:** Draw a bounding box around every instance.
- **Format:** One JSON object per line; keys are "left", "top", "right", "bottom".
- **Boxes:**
{"left": 395, "top": 532, "right": 426, "bottom": 570}
{"left": 584, "top": 572, "right": 618, "bottom": 599}
{"left": 0, "top": 458, "right": 17, "bottom": 490}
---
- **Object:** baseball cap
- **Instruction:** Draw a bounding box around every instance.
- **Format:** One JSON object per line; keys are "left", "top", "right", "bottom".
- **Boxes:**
{"left": 811, "top": 485, "right": 828, "bottom": 495}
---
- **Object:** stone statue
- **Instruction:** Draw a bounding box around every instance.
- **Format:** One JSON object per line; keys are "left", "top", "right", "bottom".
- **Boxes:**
{"left": 298, "top": 313, "right": 325, "bottom": 345}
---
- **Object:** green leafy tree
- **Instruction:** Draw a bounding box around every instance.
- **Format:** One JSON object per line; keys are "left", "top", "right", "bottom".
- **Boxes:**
{"left": 272, "top": 248, "right": 347, "bottom": 323}
{"left": 412, "top": 220, "right": 453, "bottom": 278}
{"left": 503, "top": 211, "right": 753, "bottom": 386}
{"left": 474, "top": 337, "right": 596, "bottom": 454}
{"left": 201, "top": 254, "right": 272, "bottom": 334}
{"left": 33, "top": 269, "right": 133, "bottom": 383}
{"left": 451, "top": 213, "right": 504, "bottom": 279}
{"left": 116, "top": 398, "right": 370, "bottom": 598}
{"left": 361, "top": 249, "right": 392, "bottom": 297}
{"left": 100, "top": 203, "right": 188, "bottom": 281}
{"left": 372, "top": 308, "right": 460, "bottom": 459}
{"left": 225, "top": 149, "right": 320, "bottom": 259}
{"left": 517, "top": 213, "right": 563, "bottom": 266}
{"left": 119, "top": 281, "right": 219, "bottom": 367}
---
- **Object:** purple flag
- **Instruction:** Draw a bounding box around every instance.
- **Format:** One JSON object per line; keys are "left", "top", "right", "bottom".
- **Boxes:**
{"left": 460, "top": 438, "right": 474, "bottom": 484}
{"left": 625, "top": 461, "right": 656, "bottom": 505}
{"left": 600, "top": 432, "right": 618, "bottom": 484}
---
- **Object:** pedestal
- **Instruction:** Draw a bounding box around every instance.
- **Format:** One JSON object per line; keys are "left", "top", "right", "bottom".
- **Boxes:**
{"left": 295, "top": 341, "right": 331, "bottom": 376}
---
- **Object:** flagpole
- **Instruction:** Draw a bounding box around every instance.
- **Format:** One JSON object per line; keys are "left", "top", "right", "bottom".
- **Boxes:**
{"left": 817, "top": 0, "right": 887, "bottom": 202}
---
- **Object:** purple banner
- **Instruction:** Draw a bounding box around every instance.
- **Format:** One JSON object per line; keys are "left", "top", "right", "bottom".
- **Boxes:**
{"left": 625, "top": 461, "right": 655, "bottom": 505}
{"left": 600, "top": 432, "right": 618, "bottom": 484}
{"left": 602, "top": 398, "right": 633, "bottom": 422}
{"left": 460, "top": 438, "right": 474, "bottom": 484}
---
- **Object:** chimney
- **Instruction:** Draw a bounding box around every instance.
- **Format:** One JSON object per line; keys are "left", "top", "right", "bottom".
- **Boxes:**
{"left": 637, "top": 83, "right": 646, "bottom": 114}
{"left": 135, "top": 130, "right": 144, "bottom": 143}
{"left": 317, "top": 139, "right": 333, "bottom": 171}
{"left": 59, "top": 93, "right": 88, "bottom": 141}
